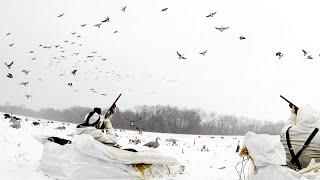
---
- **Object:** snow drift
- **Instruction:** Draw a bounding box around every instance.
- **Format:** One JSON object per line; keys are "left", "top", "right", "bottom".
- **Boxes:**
{"left": 39, "top": 134, "right": 184, "bottom": 179}
{"left": 0, "top": 112, "right": 244, "bottom": 180}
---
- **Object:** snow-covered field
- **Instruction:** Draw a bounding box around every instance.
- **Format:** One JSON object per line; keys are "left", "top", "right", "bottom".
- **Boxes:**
{"left": 0, "top": 112, "right": 246, "bottom": 180}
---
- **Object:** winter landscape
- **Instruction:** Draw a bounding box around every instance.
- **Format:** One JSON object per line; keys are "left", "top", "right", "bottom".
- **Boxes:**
{"left": 0, "top": 113, "right": 244, "bottom": 180}
{"left": 3, "top": 0, "right": 320, "bottom": 179}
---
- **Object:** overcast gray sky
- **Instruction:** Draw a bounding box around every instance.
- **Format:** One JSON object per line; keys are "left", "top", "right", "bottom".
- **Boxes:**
{"left": 1, "top": 0, "right": 320, "bottom": 122}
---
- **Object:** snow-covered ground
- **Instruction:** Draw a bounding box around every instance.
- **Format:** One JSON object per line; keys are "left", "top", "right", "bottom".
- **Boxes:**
{"left": 0, "top": 112, "right": 246, "bottom": 180}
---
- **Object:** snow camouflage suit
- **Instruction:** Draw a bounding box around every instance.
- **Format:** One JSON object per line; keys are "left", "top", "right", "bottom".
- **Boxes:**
{"left": 75, "top": 108, "right": 117, "bottom": 144}
{"left": 280, "top": 105, "right": 320, "bottom": 170}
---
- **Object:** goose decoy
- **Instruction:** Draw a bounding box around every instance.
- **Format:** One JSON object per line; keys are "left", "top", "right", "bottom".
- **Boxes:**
{"left": 32, "top": 121, "right": 39, "bottom": 126}
{"left": 172, "top": 139, "right": 177, "bottom": 146}
{"left": 201, "top": 145, "right": 209, "bottom": 152}
{"left": 236, "top": 140, "right": 240, "bottom": 153}
{"left": 143, "top": 137, "right": 160, "bottom": 148}
{"left": 129, "top": 137, "right": 141, "bottom": 145}
{"left": 136, "top": 127, "right": 143, "bottom": 134}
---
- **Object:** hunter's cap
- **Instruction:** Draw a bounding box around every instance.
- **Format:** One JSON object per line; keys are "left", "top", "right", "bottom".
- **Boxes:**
{"left": 93, "top": 107, "right": 102, "bottom": 114}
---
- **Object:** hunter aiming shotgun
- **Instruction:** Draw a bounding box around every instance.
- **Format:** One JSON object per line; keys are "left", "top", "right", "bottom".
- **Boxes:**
{"left": 105, "top": 94, "right": 122, "bottom": 118}
{"left": 280, "top": 95, "right": 299, "bottom": 113}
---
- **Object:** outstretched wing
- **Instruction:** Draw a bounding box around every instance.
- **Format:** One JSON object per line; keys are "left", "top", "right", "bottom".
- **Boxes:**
{"left": 302, "top": 49, "right": 307, "bottom": 56}
{"left": 176, "top": 51, "right": 182, "bottom": 57}
{"left": 161, "top": 8, "right": 168, "bottom": 12}
{"left": 223, "top": 27, "right": 229, "bottom": 30}
{"left": 200, "top": 50, "right": 206, "bottom": 55}
{"left": 6, "top": 61, "right": 13, "bottom": 67}
{"left": 57, "top": 13, "right": 64, "bottom": 17}
{"left": 206, "top": 12, "right": 216, "bottom": 17}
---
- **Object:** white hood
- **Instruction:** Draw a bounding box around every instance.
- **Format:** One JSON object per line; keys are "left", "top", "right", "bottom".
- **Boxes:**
{"left": 244, "top": 132, "right": 286, "bottom": 167}
{"left": 296, "top": 105, "right": 320, "bottom": 128}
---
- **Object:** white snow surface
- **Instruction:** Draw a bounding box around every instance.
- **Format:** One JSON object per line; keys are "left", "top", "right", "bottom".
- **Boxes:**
{"left": 0, "top": 112, "right": 246, "bottom": 180}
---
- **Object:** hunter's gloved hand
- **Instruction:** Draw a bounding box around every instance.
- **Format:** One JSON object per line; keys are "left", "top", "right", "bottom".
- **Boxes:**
{"left": 110, "top": 104, "right": 117, "bottom": 114}
{"left": 290, "top": 106, "right": 297, "bottom": 125}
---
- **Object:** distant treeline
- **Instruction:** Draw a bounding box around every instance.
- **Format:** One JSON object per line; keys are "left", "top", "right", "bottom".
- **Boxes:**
{"left": 0, "top": 104, "right": 285, "bottom": 135}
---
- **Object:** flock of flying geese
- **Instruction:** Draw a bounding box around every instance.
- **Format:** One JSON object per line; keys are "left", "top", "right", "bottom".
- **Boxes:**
{"left": 3, "top": 6, "right": 241, "bottom": 101}
{"left": 3, "top": 3, "right": 312, "bottom": 104}
{"left": 10, "top": 6, "right": 314, "bottom": 102}
{"left": 3, "top": 8, "right": 127, "bottom": 98}
{"left": 176, "top": 11, "right": 242, "bottom": 60}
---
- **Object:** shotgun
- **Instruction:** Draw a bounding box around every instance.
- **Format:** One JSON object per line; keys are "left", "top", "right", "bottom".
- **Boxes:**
{"left": 105, "top": 94, "right": 122, "bottom": 118}
{"left": 280, "top": 95, "right": 299, "bottom": 113}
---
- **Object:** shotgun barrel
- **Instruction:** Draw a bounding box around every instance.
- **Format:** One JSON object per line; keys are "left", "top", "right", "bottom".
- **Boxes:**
{"left": 105, "top": 94, "right": 122, "bottom": 118}
{"left": 280, "top": 95, "right": 299, "bottom": 113}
